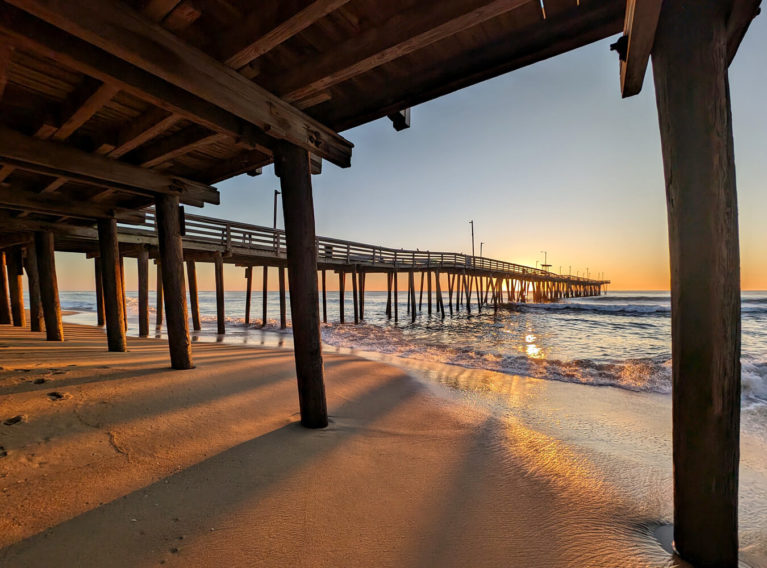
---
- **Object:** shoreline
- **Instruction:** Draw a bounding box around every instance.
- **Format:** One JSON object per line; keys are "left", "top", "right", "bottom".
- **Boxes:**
{"left": 1, "top": 319, "right": 764, "bottom": 566}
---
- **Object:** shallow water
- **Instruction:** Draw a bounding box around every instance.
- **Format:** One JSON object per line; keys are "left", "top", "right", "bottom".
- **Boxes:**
{"left": 61, "top": 290, "right": 767, "bottom": 566}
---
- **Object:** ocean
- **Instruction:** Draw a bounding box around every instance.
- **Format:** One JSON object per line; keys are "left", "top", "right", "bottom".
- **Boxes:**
{"left": 60, "top": 289, "right": 767, "bottom": 565}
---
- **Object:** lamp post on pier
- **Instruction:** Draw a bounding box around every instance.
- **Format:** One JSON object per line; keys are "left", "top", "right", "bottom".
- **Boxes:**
{"left": 540, "top": 250, "right": 551, "bottom": 273}
{"left": 480, "top": 242, "right": 484, "bottom": 257}
{"left": 273, "top": 190, "right": 281, "bottom": 230}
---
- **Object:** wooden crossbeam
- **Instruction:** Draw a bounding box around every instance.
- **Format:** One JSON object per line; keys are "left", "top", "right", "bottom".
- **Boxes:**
{"left": 0, "top": 42, "right": 12, "bottom": 101}
{"left": 108, "top": 107, "right": 181, "bottom": 158}
{"left": 130, "top": 125, "right": 229, "bottom": 168}
{"left": 142, "top": 0, "right": 182, "bottom": 22}
{"left": 40, "top": 177, "right": 67, "bottom": 194}
{"left": 0, "top": 186, "right": 145, "bottom": 221}
{"left": 7, "top": 0, "right": 353, "bottom": 167}
{"left": 727, "top": 0, "right": 762, "bottom": 64}
{"left": 0, "top": 230, "right": 32, "bottom": 248}
{"left": 0, "top": 5, "right": 274, "bottom": 160}
{"left": 269, "top": 0, "right": 531, "bottom": 105}
{"left": 221, "top": 0, "right": 353, "bottom": 70}
{"left": 54, "top": 79, "right": 119, "bottom": 140}
{"left": 618, "top": 0, "right": 662, "bottom": 98}
{"left": 202, "top": 149, "right": 271, "bottom": 184}
{"left": 0, "top": 126, "right": 220, "bottom": 206}
{"left": 0, "top": 211, "right": 99, "bottom": 237}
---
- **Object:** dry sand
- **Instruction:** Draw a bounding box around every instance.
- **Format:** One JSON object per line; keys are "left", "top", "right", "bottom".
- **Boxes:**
{"left": 0, "top": 321, "right": 676, "bottom": 567}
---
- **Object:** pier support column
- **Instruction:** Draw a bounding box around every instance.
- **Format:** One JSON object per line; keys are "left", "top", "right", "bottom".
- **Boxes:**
{"left": 24, "top": 240, "right": 44, "bottom": 332}
{"left": 0, "top": 251, "right": 11, "bottom": 324}
{"left": 7, "top": 247, "right": 25, "bottom": 327}
{"left": 97, "top": 218, "right": 126, "bottom": 351}
{"left": 386, "top": 272, "right": 392, "bottom": 318}
{"left": 155, "top": 260, "right": 163, "bottom": 329}
{"left": 34, "top": 232, "right": 63, "bottom": 341}
{"left": 352, "top": 265, "right": 359, "bottom": 324}
{"left": 278, "top": 266, "right": 287, "bottom": 329}
{"left": 138, "top": 247, "right": 149, "bottom": 337}
{"left": 94, "top": 258, "right": 105, "bottom": 326}
{"left": 262, "top": 265, "right": 268, "bottom": 327}
{"left": 119, "top": 256, "right": 127, "bottom": 331}
{"left": 322, "top": 269, "right": 327, "bottom": 324}
{"left": 155, "top": 194, "right": 193, "bottom": 369}
{"left": 275, "top": 141, "right": 327, "bottom": 429}
{"left": 409, "top": 271, "right": 416, "bottom": 323}
{"left": 652, "top": 2, "right": 740, "bottom": 565}
{"left": 393, "top": 270, "right": 398, "bottom": 322}
{"left": 214, "top": 251, "right": 225, "bottom": 335}
{"left": 244, "top": 266, "right": 252, "bottom": 326}
{"left": 339, "top": 272, "right": 345, "bottom": 323}
{"left": 187, "top": 260, "right": 201, "bottom": 331}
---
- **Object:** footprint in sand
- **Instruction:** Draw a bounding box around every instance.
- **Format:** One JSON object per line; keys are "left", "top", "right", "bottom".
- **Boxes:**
{"left": 0, "top": 446, "right": 7, "bottom": 457}
{"left": 3, "top": 415, "right": 26, "bottom": 426}
{"left": 47, "top": 392, "right": 68, "bottom": 401}
{"left": 33, "top": 378, "right": 46, "bottom": 385}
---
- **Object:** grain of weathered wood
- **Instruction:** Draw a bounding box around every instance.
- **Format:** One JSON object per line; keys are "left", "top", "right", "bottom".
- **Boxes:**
{"left": 619, "top": 0, "right": 663, "bottom": 97}
{"left": 155, "top": 260, "right": 163, "bottom": 328}
{"left": 652, "top": 2, "right": 740, "bottom": 564}
{"left": 138, "top": 246, "right": 149, "bottom": 337}
{"left": 0, "top": 251, "right": 12, "bottom": 324}
{"left": 53, "top": 81, "right": 119, "bottom": 141}
{"left": 322, "top": 269, "right": 327, "bottom": 324}
{"left": 23, "top": 239, "right": 43, "bottom": 332}
{"left": 276, "top": 141, "right": 327, "bottom": 428}
{"left": 214, "top": 251, "right": 225, "bottom": 335}
{"left": 7, "top": 0, "right": 353, "bottom": 166}
{"left": 34, "top": 231, "right": 63, "bottom": 340}
{"left": 187, "top": 260, "right": 201, "bottom": 331}
{"left": 352, "top": 264, "right": 359, "bottom": 324}
{"left": 0, "top": 185, "right": 143, "bottom": 222}
{"left": 156, "top": 193, "right": 193, "bottom": 368}
{"left": 244, "top": 265, "right": 252, "bottom": 326}
{"left": 97, "top": 218, "right": 126, "bottom": 351}
{"left": 94, "top": 257, "right": 104, "bottom": 326}
{"left": 131, "top": 125, "right": 228, "bottom": 168}
{"left": 262, "top": 265, "right": 268, "bottom": 327}
{"left": 6, "top": 246, "right": 25, "bottom": 327}
{"left": 278, "top": 266, "right": 287, "bottom": 330}
{"left": 108, "top": 108, "right": 181, "bottom": 159}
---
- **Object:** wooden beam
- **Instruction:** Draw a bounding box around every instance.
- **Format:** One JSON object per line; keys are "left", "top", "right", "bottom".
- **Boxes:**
{"left": 618, "top": 0, "right": 662, "bottom": 98}
{"left": 0, "top": 186, "right": 145, "bottom": 222}
{"left": 187, "top": 259, "right": 200, "bottom": 331}
{"left": 142, "top": 0, "right": 182, "bottom": 22}
{"left": 108, "top": 108, "right": 181, "bottom": 159}
{"left": 130, "top": 125, "right": 229, "bottom": 168}
{"left": 97, "top": 217, "right": 126, "bottom": 351}
{"left": 0, "top": 126, "right": 219, "bottom": 206}
{"left": 40, "top": 177, "right": 68, "bottom": 194}
{"left": 726, "top": 0, "right": 762, "bottom": 64}
{"left": 221, "top": 0, "right": 352, "bottom": 70}
{"left": 34, "top": 231, "right": 63, "bottom": 340}
{"left": 275, "top": 141, "right": 327, "bottom": 428}
{"left": 652, "top": 1, "right": 740, "bottom": 564}
{"left": 0, "top": 251, "right": 11, "bottom": 324}
{"left": 53, "top": 80, "right": 119, "bottom": 141}
{"left": 138, "top": 246, "right": 149, "bottom": 337}
{"left": 0, "top": 42, "right": 12, "bottom": 101}
{"left": 214, "top": 250, "right": 225, "bottom": 335}
{"left": 6, "top": 246, "right": 25, "bottom": 327}
{"left": 0, "top": 231, "right": 32, "bottom": 249}
{"left": 202, "top": 149, "right": 271, "bottom": 184}
{"left": 269, "top": 0, "right": 530, "bottom": 103}
{"left": 23, "top": 238, "right": 43, "bottom": 331}
{"left": 6, "top": 0, "right": 353, "bottom": 167}
{"left": 0, "top": 4, "right": 274, "bottom": 157}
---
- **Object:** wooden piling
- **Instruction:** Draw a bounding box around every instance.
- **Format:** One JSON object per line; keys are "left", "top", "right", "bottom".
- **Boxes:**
{"left": 409, "top": 270, "right": 416, "bottom": 323}
{"left": 418, "top": 271, "right": 424, "bottom": 312}
{"left": 427, "top": 270, "right": 432, "bottom": 315}
{"left": 97, "top": 218, "right": 126, "bottom": 351}
{"left": 262, "top": 265, "right": 268, "bottom": 327}
{"left": 94, "top": 258, "right": 105, "bottom": 326}
{"left": 393, "top": 270, "right": 398, "bottom": 322}
{"left": 214, "top": 251, "right": 225, "bottom": 334}
{"left": 34, "top": 232, "right": 63, "bottom": 341}
{"left": 339, "top": 272, "right": 345, "bottom": 323}
{"left": 652, "top": 2, "right": 740, "bottom": 564}
{"left": 278, "top": 266, "right": 287, "bottom": 329}
{"left": 435, "top": 270, "right": 445, "bottom": 318}
{"left": 187, "top": 260, "right": 201, "bottom": 331}
{"left": 447, "top": 273, "right": 454, "bottom": 315}
{"left": 244, "top": 266, "right": 253, "bottom": 326}
{"left": 275, "top": 141, "right": 327, "bottom": 428}
{"left": 24, "top": 240, "right": 44, "bottom": 332}
{"left": 138, "top": 246, "right": 149, "bottom": 337}
{"left": 7, "top": 247, "right": 25, "bottom": 327}
{"left": 386, "top": 272, "right": 392, "bottom": 318}
{"left": 359, "top": 270, "right": 366, "bottom": 320}
{"left": 321, "top": 269, "right": 327, "bottom": 324}
{"left": 464, "top": 274, "right": 471, "bottom": 314}
{"left": 352, "top": 265, "right": 359, "bottom": 324}
{"left": 0, "top": 251, "right": 11, "bottom": 324}
{"left": 156, "top": 193, "right": 193, "bottom": 369}
{"left": 155, "top": 260, "right": 163, "bottom": 329}
{"left": 119, "top": 255, "right": 127, "bottom": 331}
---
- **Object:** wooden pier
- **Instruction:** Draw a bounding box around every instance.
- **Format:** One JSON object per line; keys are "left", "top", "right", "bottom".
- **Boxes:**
{"left": 0, "top": 1, "right": 759, "bottom": 564}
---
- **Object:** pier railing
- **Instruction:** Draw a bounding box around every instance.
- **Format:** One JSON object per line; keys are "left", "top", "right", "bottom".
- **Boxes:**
{"left": 130, "top": 212, "right": 604, "bottom": 284}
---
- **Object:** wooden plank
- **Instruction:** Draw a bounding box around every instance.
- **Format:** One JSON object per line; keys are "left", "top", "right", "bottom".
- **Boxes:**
{"left": 156, "top": 193, "right": 193, "bottom": 368}
{"left": 275, "top": 141, "right": 327, "bottom": 428}
{"left": 726, "top": 0, "right": 762, "bottom": 64}
{"left": 0, "top": 43, "right": 12, "bottom": 101}
{"left": 131, "top": 125, "right": 229, "bottom": 168}
{"left": 271, "top": 0, "right": 531, "bottom": 103}
{"left": 0, "top": 185, "right": 145, "bottom": 221}
{"left": 142, "top": 0, "right": 182, "bottom": 22}
{"left": 34, "top": 231, "right": 63, "bottom": 340}
{"left": 53, "top": 81, "right": 120, "bottom": 141}
{"left": 108, "top": 108, "right": 181, "bottom": 159}
{"left": 0, "top": 164, "right": 15, "bottom": 183}
{"left": 651, "top": 1, "right": 740, "bottom": 564}
{"left": 222, "top": 0, "right": 352, "bottom": 69}
{"left": 619, "top": 0, "right": 663, "bottom": 98}
{"left": 0, "top": 126, "right": 220, "bottom": 206}
{"left": 7, "top": 0, "right": 353, "bottom": 167}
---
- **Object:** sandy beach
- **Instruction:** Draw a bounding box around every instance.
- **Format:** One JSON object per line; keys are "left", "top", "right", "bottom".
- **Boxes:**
{"left": 0, "top": 320, "right": 710, "bottom": 567}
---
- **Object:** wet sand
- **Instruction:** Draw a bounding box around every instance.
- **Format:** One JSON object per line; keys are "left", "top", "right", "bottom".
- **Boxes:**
{"left": 1, "top": 320, "right": 691, "bottom": 567}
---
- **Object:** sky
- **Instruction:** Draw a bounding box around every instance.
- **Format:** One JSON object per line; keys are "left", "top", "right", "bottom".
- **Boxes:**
{"left": 55, "top": 15, "right": 767, "bottom": 292}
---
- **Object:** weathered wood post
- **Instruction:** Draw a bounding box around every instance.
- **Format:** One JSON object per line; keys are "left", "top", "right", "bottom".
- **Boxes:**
{"left": 7, "top": 246, "right": 25, "bottom": 327}
{"left": 244, "top": 266, "right": 253, "bottom": 325}
{"left": 447, "top": 273, "right": 454, "bottom": 315}
{"left": 352, "top": 265, "right": 359, "bottom": 324}
{"left": 155, "top": 194, "right": 193, "bottom": 369}
{"left": 137, "top": 246, "right": 149, "bottom": 337}
{"left": 418, "top": 271, "right": 424, "bottom": 312}
{"left": 261, "top": 265, "right": 268, "bottom": 327}
{"left": 187, "top": 260, "right": 201, "bottom": 331}
{"left": 436, "top": 270, "right": 445, "bottom": 319}
{"left": 34, "top": 232, "right": 63, "bottom": 341}
{"left": 24, "top": 241, "right": 44, "bottom": 332}
{"left": 386, "top": 272, "right": 392, "bottom": 318}
{"left": 651, "top": 2, "right": 741, "bottom": 565}
{"left": 321, "top": 269, "right": 327, "bottom": 324}
{"left": 278, "top": 266, "right": 287, "bottom": 329}
{"left": 359, "top": 271, "right": 366, "bottom": 320}
{"left": 97, "top": 218, "right": 126, "bottom": 351}
{"left": 214, "top": 251, "right": 225, "bottom": 335}
{"left": 427, "top": 270, "right": 432, "bottom": 315}
{"left": 409, "top": 270, "right": 416, "bottom": 323}
{"left": 155, "top": 260, "right": 163, "bottom": 329}
{"left": 0, "top": 251, "right": 11, "bottom": 324}
{"left": 393, "top": 269, "right": 399, "bottom": 322}
{"left": 275, "top": 141, "right": 327, "bottom": 428}
{"left": 119, "top": 256, "right": 127, "bottom": 331}
{"left": 339, "top": 271, "right": 345, "bottom": 323}
{"left": 94, "top": 258, "right": 105, "bottom": 326}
